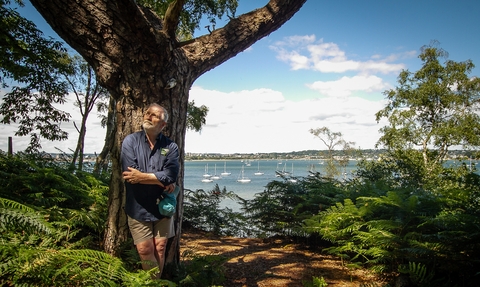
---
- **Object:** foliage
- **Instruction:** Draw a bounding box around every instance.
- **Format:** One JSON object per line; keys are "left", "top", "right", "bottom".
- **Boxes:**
{"left": 376, "top": 42, "right": 480, "bottom": 170}
{"left": 177, "top": 251, "right": 227, "bottom": 287}
{"left": 300, "top": 44, "right": 480, "bottom": 286}
{"left": 186, "top": 100, "right": 209, "bottom": 132}
{"left": 137, "top": 0, "right": 238, "bottom": 39}
{"left": 302, "top": 276, "right": 328, "bottom": 287}
{"left": 244, "top": 175, "right": 347, "bottom": 238}
{"left": 0, "top": 152, "right": 183, "bottom": 286}
{"left": 303, "top": 137, "right": 480, "bottom": 285}
{"left": 310, "top": 127, "right": 357, "bottom": 179}
{"left": 304, "top": 160, "right": 480, "bottom": 285}
{"left": 182, "top": 184, "right": 250, "bottom": 237}
{"left": 0, "top": 151, "right": 109, "bottom": 244}
{"left": 398, "top": 262, "right": 434, "bottom": 287}
{"left": 2, "top": 150, "right": 480, "bottom": 286}
{"left": 0, "top": 0, "right": 72, "bottom": 152}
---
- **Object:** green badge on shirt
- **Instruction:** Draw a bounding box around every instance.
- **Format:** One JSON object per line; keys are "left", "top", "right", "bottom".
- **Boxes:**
{"left": 161, "top": 148, "right": 169, "bottom": 156}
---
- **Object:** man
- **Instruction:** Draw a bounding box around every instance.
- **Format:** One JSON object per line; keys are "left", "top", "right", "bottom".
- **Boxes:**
{"left": 121, "top": 103, "right": 180, "bottom": 278}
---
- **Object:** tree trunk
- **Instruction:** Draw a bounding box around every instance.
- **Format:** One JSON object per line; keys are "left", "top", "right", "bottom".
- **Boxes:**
{"left": 71, "top": 120, "right": 86, "bottom": 170}
{"left": 94, "top": 96, "right": 116, "bottom": 176}
{"left": 29, "top": 0, "right": 307, "bottom": 271}
{"left": 103, "top": 64, "right": 191, "bottom": 262}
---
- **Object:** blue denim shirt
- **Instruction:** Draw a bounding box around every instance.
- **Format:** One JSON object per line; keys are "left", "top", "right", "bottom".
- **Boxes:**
{"left": 121, "top": 130, "right": 179, "bottom": 221}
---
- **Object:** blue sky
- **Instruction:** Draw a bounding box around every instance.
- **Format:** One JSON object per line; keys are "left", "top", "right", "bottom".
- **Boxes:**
{"left": 2, "top": 0, "right": 480, "bottom": 154}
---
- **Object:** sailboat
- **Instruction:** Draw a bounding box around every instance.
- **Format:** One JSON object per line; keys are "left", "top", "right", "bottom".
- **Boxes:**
{"left": 237, "top": 165, "right": 251, "bottom": 183}
{"left": 308, "top": 164, "right": 317, "bottom": 176}
{"left": 221, "top": 161, "right": 231, "bottom": 176}
{"left": 276, "top": 162, "right": 290, "bottom": 177}
{"left": 288, "top": 163, "right": 297, "bottom": 183}
{"left": 254, "top": 161, "right": 264, "bottom": 175}
{"left": 210, "top": 164, "right": 221, "bottom": 180}
{"left": 201, "top": 164, "right": 213, "bottom": 182}
{"left": 202, "top": 164, "right": 211, "bottom": 178}
{"left": 275, "top": 162, "right": 280, "bottom": 177}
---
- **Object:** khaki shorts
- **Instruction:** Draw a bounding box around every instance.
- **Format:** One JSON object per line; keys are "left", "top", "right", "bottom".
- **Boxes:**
{"left": 127, "top": 216, "right": 175, "bottom": 245}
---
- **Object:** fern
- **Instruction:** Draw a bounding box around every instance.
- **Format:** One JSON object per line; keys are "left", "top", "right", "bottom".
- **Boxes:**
{"left": 0, "top": 242, "right": 173, "bottom": 287}
{"left": 398, "top": 262, "right": 434, "bottom": 286}
{"left": 302, "top": 276, "right": 328, "bottom": 287}
{"left": 0, "top": 198, "right": 52, "bottom": 234}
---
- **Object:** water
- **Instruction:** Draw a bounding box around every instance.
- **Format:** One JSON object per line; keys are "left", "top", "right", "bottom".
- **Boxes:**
{"left": 183, "top": 159, "right": 479, "bottom": 211}
{"left": 183, "top": 159, "right": 358, "bottom": 208}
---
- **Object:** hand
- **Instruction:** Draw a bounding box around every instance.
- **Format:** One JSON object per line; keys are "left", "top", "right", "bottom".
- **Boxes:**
{"left": 123, "top": 167, "right": 141, "bottom": 184}
{"left": 165, "top": 183, "right": 176, "bottom": 193}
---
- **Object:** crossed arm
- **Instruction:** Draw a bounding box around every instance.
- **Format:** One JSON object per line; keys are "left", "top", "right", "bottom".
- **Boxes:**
{"left": 123, "top": 167, "right": 176, "bottom": 193}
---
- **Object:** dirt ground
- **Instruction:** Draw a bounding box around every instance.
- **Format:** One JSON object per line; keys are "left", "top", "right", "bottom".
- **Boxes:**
{"left": 180, "top": 229, "right": 386, "bottom": 287}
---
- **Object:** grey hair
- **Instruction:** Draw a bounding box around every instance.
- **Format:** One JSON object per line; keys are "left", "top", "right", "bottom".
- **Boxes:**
{"left": 147, "top": 103, "right": 169, "bottom": 122}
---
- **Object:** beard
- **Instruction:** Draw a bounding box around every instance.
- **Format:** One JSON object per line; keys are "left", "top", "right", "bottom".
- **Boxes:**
{"left": 143, "top": 120, "right": 154, "bottom": 130}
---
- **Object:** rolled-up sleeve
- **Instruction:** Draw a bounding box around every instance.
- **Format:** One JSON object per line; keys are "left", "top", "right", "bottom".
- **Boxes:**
{"left": 154, "top": 141, "right": 179, "bottom": 185}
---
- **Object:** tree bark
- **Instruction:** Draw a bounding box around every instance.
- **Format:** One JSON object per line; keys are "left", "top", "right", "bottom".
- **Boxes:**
{"left": 29, "top": 0, "right": 307, "bottom": 269}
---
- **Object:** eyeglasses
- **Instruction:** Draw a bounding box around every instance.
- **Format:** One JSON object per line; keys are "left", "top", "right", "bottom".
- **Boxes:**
{"left": 144, "top": 111, "right": 162, "bottom": 120}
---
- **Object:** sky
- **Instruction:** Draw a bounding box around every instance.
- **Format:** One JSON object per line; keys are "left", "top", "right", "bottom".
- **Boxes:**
{"left": 1, "top": 0, "right": 480, "bottom": 154}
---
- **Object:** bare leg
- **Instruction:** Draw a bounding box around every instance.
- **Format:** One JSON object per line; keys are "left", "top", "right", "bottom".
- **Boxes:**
{"left": 153, "top": 237, "right": 168, "bottom": 278}
{"left": 135, "top": 237, "right": 168, "bottom": 278}
{"left": 136, "top": 239, "right": 158, "bottom": 271}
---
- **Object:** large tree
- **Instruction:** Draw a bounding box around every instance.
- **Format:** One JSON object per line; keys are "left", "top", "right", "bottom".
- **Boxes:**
{"left": 28, "top": 0, "right": 307, "bottom": 267}
{"left": 376, "top": 43, "right": 480, "bottom": 171}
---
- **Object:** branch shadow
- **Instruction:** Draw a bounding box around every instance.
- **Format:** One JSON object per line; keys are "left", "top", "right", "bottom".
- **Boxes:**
{"left": 181, "top": 230, "right": 381, "bottom": 287}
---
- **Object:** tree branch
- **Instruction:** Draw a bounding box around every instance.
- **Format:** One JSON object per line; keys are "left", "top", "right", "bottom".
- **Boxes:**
{"left": 182, "top": 0, "right": 307, "bottom": 79}
{"left": 163, "top": 0, "right": 186, "bottom": 38}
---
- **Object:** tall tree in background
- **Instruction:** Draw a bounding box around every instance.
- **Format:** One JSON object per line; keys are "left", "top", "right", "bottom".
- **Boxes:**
{"left": 376, "top": 43, "right": 480, "bottom": 172}
{"left": 0, "top": 0, "right": 72, "bottom": 152}
{"left": 28, "top": 0, "right": 307, "bottom": 269}
{"left": 310, "top": 127, "right": 346, "bottom": 179}
{"left": 65, "top": 55, "right": 109, "bottom": 171}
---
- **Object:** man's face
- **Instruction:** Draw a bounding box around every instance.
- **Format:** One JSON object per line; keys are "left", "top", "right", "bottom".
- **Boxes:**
{"left": 143, "top": 106, "right": 166, "bottom": 133}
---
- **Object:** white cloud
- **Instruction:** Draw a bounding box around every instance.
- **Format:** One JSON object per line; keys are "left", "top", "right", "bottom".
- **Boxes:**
{"left": 270, "top": 35, "right": 411, "bottom": 75}
{"left": 307, "top": 75, "right": 390, "bottom": 98}
{"left": 1, "top": 87, "right": 387, "bottom": 155}
{"left": 186, "top": 86, "right": 387, "bottom": 154}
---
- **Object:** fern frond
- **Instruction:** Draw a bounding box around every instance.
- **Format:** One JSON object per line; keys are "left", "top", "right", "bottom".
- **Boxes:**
{"left": 0, "top": 197, "right": 36, "bottom": 212}
{"left": 0, "top": 202, "right": 52, "bottom": 235}
{"left": 398, "top": 261, "right": 434, "bottom": 286}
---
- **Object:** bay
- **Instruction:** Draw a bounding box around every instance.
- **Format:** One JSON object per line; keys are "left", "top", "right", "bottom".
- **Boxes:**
{"left": 183, "top": 159, "right": 479, "bottom": 211}
{"left": 183, "top": 159, "right": 358, "bottom": 210}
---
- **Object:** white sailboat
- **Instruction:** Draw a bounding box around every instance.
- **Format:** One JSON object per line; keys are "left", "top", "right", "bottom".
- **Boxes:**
{"left": 210, "top": 164, "right": 221, "bottom": 180}
{"left": 254, "top": 161, "right": 264, "bottom": 176}
{"left": 202, "top": 164, "right": 213, "bottom": 182}
{"left": 275, "top": 162, "right": 281, "bottom": 177}
{"left": 221, "top": 161, "right": 231, "bottom": 176}
{"left": 308, "top": 164, "right": 317, "bottom": 176}
{"left": 237, "top": 166, "right": 251, "bottom": 183}
{"left": 288, "top": 163, "right": 297, "bottom": 183}
{"left": 276, "top": 162, "right": 290, "bottom": 177}
{"left": 202, "top": 164, "right": 211, "bottom": 178}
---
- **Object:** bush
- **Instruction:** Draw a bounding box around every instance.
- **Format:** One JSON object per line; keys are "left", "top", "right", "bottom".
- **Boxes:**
{"left": 304, "top": 158, "right": 480, "bottom": 286}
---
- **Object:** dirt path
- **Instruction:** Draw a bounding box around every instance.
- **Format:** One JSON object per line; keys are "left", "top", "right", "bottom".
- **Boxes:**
{"left": 181, "top": 230, "right": 385, "bottom": 287}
